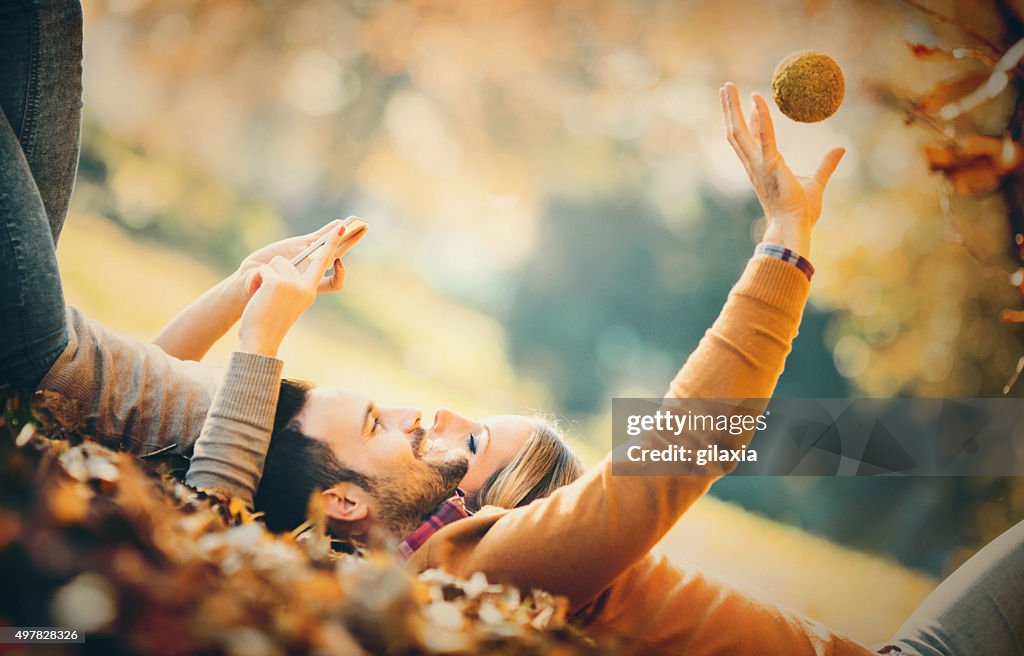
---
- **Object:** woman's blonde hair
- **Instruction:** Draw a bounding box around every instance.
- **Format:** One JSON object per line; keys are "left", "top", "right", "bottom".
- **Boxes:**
{"left": 469, "top": 417, "right": 584, "bottom": 510}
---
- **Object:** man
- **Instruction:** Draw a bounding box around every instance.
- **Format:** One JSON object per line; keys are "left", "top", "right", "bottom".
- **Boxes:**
{"left": 248, "top": 380, "right": 470, "bottom": 536}
{"left": 0, "top": 0, "right": 458, "bottom": 545}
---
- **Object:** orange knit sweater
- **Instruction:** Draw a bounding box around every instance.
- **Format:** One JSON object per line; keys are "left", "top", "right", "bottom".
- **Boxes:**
{"left": 409, "top": 255, "right": 875, "bottom": 655}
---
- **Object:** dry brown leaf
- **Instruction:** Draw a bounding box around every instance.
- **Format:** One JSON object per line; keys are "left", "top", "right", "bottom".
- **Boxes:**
{"left": 0, "top": 389, "right": 605, "bottom": 655}
{"left": 46, "top": 481, "right": 92, "bottom": 525}
{"left": 916, "top": 71, "right": 989, "bottom": 115}
{"left": 1002, "top": 309, "right": 1024, "bottom": 323}
{"left": 0, "top": 511, "right": 22, "bottom": 549}
{"left": 925, "top": 135, "right": 1024, "bottom": 195}
{"left": 906, "top": 42, "right": 995, "bottom": 65}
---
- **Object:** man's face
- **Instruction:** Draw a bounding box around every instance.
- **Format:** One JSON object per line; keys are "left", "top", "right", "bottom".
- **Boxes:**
{"left": 296, "top": 387, "right": 468, "bottom": 534}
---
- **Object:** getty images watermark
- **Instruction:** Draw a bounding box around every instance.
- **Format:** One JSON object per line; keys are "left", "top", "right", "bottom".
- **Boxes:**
{"left": 611, "top": 398, "right": 1024, "bottom": 476}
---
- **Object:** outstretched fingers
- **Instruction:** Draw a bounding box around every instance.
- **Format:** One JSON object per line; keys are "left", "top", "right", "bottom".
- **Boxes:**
{"left": 752, "top": 93, "right": 777, "bottom": 160}
{"left": 814, "top": 147, "right": 846, "bottom": 187}
{"left": 720, "top": 83, "right": 756, "bottom": 163}
{"left": 749, "top": 98, "right": 760, "bottom": 153}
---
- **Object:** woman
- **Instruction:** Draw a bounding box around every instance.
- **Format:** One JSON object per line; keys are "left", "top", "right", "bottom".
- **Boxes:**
{"left": 429, "top": 409, "right": 584, "bottom": 510}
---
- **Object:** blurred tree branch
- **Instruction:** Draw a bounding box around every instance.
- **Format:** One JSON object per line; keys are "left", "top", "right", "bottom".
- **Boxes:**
{"left": 904, "top": 0, "right": 1024, "bottom": 394}
{"left": 900, "top": 0, "right": 1002, "bottom": 55}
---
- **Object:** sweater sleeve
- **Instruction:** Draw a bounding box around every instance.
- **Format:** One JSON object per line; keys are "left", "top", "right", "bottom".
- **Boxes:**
{"left": 185, "top": 350, "right": 283, "bottom": 509}
{"left": 38, "top": 307, "right": 218, "bottom": 456}
{"left": 415, "top": 254, "right": 810, "bottom": 612}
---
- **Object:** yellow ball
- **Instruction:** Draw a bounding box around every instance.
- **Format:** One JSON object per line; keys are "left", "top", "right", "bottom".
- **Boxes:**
{"left": 771, "top": 50, "right": 845, "bottom": 123}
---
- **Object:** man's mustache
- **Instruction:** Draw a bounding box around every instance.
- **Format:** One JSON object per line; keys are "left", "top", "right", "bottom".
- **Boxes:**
{"left": 409, "top": 426, "right": 427, "bottom": 457}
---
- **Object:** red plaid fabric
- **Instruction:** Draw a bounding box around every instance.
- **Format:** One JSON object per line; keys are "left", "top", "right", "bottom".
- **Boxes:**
{"left": 397, "top": 491, "right": 470, "bottom": 558}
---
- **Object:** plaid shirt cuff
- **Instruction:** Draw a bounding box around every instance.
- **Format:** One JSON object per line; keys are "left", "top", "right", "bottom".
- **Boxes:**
{"left": 397, "top": 493, "right": 470, "bottom": 558}
{"left": 755, "top": 243, "right": 814, "bottom": 281}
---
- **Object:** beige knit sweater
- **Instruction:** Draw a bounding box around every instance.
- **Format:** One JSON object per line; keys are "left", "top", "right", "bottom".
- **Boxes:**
{"left": 38, "top": 306, "right": 283, "bottom": 507}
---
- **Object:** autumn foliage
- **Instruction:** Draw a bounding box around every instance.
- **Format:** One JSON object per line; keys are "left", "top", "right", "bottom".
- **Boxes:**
{"left": 904, "top": 2, "right": 1024, "bottom": 397}
{"left": 924, "top": 134, "right": 1024, "bottom": 195}
{"left": 0, "top": 390, "right": 603, "bottom": 655}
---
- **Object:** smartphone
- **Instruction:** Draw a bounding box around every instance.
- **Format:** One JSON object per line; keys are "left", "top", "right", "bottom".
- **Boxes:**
{"left": 290, "top": 217, "right": 368, "bottom": 267}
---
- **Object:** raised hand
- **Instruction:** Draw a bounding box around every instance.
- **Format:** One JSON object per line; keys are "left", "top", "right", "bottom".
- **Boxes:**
{"left": 238, "top": 218, "right": 362, "bottom": 298}
{"left": 237, "top": 223, "right": 349, "bottom": 357}
{"left": 153, "top": 219, "right": 362, "bottom": 362}
{"left": 719, "top": 82, "right": 844, "bottom": 255}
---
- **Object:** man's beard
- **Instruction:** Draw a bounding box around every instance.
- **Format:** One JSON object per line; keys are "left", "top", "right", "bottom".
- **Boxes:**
{"left": 374, "top": 442, "right": 469, "bottom": 539}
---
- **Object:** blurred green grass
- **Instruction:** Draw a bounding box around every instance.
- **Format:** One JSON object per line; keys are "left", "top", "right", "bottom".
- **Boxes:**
{"left": 58, "top": 212, "right": 548, "bottom": 422}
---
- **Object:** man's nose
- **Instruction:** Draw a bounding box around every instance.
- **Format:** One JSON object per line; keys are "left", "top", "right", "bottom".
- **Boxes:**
{"left": 434, "top": 407, "right": 452, "bottom": 431}
{"left": 396, "top": 408, "right": 422, "bottom": 434}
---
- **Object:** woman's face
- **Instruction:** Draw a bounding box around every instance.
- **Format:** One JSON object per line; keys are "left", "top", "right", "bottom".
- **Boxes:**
{"left": 423, "top": 410, "right": 534, "bottom": 494}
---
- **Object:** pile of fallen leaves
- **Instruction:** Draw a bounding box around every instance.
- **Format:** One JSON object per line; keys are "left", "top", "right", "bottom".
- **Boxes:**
{"left": 0, "top": 391, "right": 603, "bottom": 655}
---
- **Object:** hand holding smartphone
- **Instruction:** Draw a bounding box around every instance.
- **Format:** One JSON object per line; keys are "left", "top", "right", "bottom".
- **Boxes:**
{"left": 291, "top": 216, "right": 368, "bottom": 267}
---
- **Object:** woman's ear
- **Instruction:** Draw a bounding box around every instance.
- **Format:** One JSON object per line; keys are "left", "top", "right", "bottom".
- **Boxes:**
{"left": 322, "top": 482, "right": 370, "bottom": 523}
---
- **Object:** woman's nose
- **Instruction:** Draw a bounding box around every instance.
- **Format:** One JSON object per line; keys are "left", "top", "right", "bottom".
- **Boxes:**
{"left": 434, "top": 407, "right": 471, "bottom": 432}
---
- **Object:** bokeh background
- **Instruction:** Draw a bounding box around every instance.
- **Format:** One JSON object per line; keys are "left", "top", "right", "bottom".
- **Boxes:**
{"left": 60, "top": 0, "right": 1024, "bottom": 640}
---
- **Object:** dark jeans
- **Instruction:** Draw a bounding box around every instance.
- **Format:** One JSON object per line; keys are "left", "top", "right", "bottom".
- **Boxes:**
{"left": 879, "top": 517, "right": 1024, "bottom": 655}
{"left": 0, "top": 2, "right": 1021, "bottom": 653}
{"left": 0, "top": 0, "right": 81, "bottom": 389}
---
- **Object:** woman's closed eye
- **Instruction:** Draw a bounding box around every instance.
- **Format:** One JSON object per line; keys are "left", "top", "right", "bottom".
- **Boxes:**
{"left": 467, "top": 433, "right": 477, "bottom": 455}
